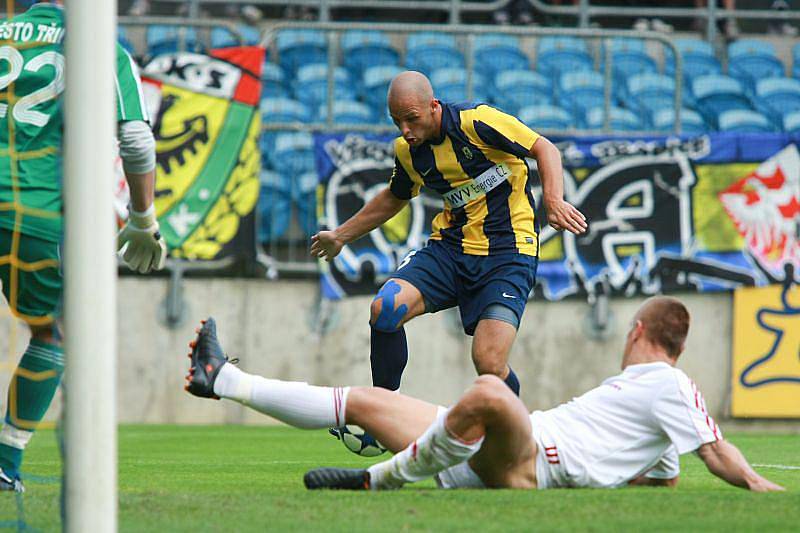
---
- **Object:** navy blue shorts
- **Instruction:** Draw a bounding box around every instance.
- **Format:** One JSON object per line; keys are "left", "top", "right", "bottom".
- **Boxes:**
{"left": 391, "top": 240, "right": 538, "bottom": 336}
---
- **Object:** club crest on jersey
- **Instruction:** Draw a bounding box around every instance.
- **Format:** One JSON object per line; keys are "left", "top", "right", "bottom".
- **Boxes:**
{"left": 462, "top": 146, "right": 474, "bottom": 160}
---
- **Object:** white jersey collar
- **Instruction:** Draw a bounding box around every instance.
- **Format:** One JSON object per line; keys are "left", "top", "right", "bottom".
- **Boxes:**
{"left": 622, "top": 361, "right": 673, "bottom": 375}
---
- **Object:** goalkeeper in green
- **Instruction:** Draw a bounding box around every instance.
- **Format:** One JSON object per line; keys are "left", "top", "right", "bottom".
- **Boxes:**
{"left": 0, "top": 1, "right": 166, "bottom": 492}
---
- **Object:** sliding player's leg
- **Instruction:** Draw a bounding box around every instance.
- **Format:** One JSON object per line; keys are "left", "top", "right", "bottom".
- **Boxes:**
{"left": 0, "top": 230, "right": 64, "bottom": 492}
{"left": 184, "top": 318, "right": 438, "bottom": 452}
{"left": 307, "top": 374, "right": 537, "bottom": 491}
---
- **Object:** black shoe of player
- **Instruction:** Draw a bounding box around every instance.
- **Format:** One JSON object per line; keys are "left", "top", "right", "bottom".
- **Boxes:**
{"left": 303, "top": 468, "right": 370, "bottom": 490}
{"left": 0, "top": 468, "right": 24, "bottom": 493}
{"left": 184, "top": 317, "right": 238, "bottom": 399}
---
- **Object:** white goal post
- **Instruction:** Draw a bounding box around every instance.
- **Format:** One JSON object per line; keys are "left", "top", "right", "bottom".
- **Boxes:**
{"left": 63, "top": 0, "right": 118, "bottom": 531}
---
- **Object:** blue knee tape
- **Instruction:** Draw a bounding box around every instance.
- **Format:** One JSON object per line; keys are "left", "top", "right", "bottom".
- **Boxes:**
{"left": 372, "top": 280, "right": 408, "bottom": 332}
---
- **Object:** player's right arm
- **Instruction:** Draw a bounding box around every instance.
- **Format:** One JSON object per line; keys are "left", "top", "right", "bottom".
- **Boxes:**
{"left": 696, "top": 439, "right": 784, "bottom": 492}
{"left": 311, "top": 152, "right": 415, "bottom": 262}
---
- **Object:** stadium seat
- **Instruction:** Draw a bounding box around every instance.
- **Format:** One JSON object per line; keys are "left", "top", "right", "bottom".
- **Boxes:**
{"left": 405, "top": 32, "right": 464, "bottom": 76}
{"left": 276, "top": 29, "right": 327, "bottom": 74}
{"left": 557, "top": 70, "right": 606, "bottom": 119}
{"left": 753, "top": 77, "right": 800, "bottom": 123}
{"left": 665, "top": 38, "right": 722, "bottom": 94}
{"left": 783, "top": 110, "right": 800, "bottom": 132}
{"left": 318, "top": 101, "right": 374, "bottom": 125}
{"left": 429, "top": 68, "right": 489, "bottom": 103}
{"left": 586, "top": 106, "right": 644, "bottom": 132}
{"left": 118, "top": 26, "right": 135, "bottom": 55}
{"left": 602, "top": 38, "right": 657, "bottom": 97}
{"left": 727, "top": 40, "right": 785, "bottom": 91}
{"left": 717, "top": 109, "right": 774, "bottom": 133}
{"left": 692, "top": 74, "right": 751, "bottom": 126}
{"left": 493, "top": 70, "right": 552, "bottom": 114}
{"left": 518, "top": 104, "right": 575, "bottom": 130}
{"left": 258, "top": 170, "right": 292, "bottom": 244}
{"left": 146, "top": 25, "right": 201, "bottom": 56}
{"left": 627, "top": 73, "right": 677, "bottom": 116}
{"left": 536, "top": 36, "right": 594, "bottom": 78}
{"left": 473, "top": 34, "right": 529, "bottom": 77}
{"left": 293, "top": 171, "right": 319, "bottom": 238}
{"left": 341, "top": 30, "right": 400, "bottom": 78}
{"left": 651, "top": 108, "right": 708, "bottom": 134}
{"left": 293, "top": 63, "right": 355, "bottom": 108}
{"left": 261, "top": 62, "right": 289, "bottom": 99}
{"left": 211, "top": 25, "right": 260, "bottom": 48}
{"left": 260, "top": 98, "right": 310, "bottom": 152}
{"left": 270, "top": 132, "right": 316, "bottom": 176}
{"left": 793, "top": 42, "right": 800, "bottom": 79}
{"left": 362, "top": 65, "right": 404, "bottom": 110}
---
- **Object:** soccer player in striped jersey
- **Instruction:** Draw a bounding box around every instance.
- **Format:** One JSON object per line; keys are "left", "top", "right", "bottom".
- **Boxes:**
{"left": 312, "top": 71, "right": 587, "bottom": 398}
{"left": 0, "top": 1, "right": 166, "bottom": 492}
{"left": 185, "top": 297, "right": 784, "bottom": 493}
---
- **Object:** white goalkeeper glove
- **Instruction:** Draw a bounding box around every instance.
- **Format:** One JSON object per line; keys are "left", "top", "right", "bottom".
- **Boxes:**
{"left": 117, "top": 205, "right": 167, "bottom": 274}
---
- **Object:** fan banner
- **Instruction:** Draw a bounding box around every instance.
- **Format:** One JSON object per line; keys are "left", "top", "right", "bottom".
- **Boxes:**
{"left": 130, "top": 46, "right": 264, "bottom": 261}
{"left": 314, "top": 132, "right": 800, "bottom": 300}
{"left": 731, "top": 283, "right": 800, "bottom": 418}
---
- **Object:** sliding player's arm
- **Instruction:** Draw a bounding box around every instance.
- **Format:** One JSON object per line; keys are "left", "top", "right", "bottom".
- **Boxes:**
{"left": 629, "top": 446, "right": 679, "bottom": 487}
{"left": 311, "top": 154, "right": 413, "bottom": 262}
{"left": 117, "top": 120, "right": 167, "bottom": 273}
{"left": 528, "top": 137, "right": 586, "bottom": 235}
{"left": 696, "top": 439, "right": 784, "bottom": 492}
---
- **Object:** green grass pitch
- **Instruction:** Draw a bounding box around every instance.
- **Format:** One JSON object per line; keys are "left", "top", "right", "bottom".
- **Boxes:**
{"left": 2, "top": 426, "right": 798, "bottom": 532}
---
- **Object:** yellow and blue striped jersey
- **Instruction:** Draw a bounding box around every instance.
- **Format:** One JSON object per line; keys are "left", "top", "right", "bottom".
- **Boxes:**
{"left": 389, "top": 102, "right": 540, "bottom": 256}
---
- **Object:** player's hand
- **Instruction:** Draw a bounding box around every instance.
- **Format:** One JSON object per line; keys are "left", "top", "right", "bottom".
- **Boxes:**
{"left": 545, "top": 198, "right": 588, "bottom": 235}
{"left": 310, "top": 230, "right": 344, "bottom": 262}
{"left": 117, "top": 205, "right": 168, "bottom": 274}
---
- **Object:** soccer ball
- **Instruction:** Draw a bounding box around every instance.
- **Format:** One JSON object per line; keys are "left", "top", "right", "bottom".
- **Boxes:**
{"left": 336, "top": 425, "right": 387, "bottom": 457}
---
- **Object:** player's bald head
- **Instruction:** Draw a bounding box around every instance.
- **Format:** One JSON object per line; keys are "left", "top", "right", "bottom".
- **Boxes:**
{"left": 387, "top": 71, "right": 434, "bottom": 113}
{"left": 635, "top": 296, "right": 690, "bottom": 358}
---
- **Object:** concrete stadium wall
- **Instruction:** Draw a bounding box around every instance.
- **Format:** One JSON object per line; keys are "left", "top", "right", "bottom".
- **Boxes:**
{"left": 0, "top": 278, "right": 748, "bottom": 426}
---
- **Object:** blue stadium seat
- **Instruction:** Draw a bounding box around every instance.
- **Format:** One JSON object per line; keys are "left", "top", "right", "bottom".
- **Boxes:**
{"left": 665, "top": 38, "right": 722, "bottom": 92}
{"left": 493, "top": 70, "right": 551, "bottom": 114}
{"left": 260, "top": 98, "right": 310, "bottom": 152}
{"left": 276, "top": 29, "right": 327, "bottom": 74}
{"left": 586, "top": 106, "right": 644, "bottom": 132}
{"left": 754, "top": 77, "right": 800, "bottom": 124}
{"left": 602, "top": 38, "right": 657, "bottom": 95}
{"left": 429, "top": 68, "right": 489, "bottom": 103}
{"left": 362, "top": 65, "right": 404, "bottom": 110}
{"left": 341, "top": 30, "right": 399, "bottom": 78}
{"left": 473, "top": 34, "right": 529, "bottom": 77}
{"left": 692, "top": 74, "right": 751, "bottom": 126}
{"left": 258, "top": 170, "right": 292, "bottom": 243}
{"left": 293, "top": 171, "right": 319, "bottom": 238}
{"left": 270, "top": 132, "right": 315, "bottom": 176}
{"left": 518, "top": 104, "right": 574, "bottom": 130}
{"left": 536, "top": 36, "right": 593, "bottom": 78}
{"left": 405, "top": 32, "right": 464, "bottom": 76}
{"left": 627, "top": 73, "right": 676, "bottom": 115}
{"left": 318, "top": 101, "right": 374, "bottom": 124}
{"left": 118, "top": 26, "right": 135, "bottom": 55}
{"left": 261, "top": 62, "right": 289, "bottom": 99}
{"left": 783, "top": 109, "right": 800, "bottom": 132}
{"left": 211, "top": 26, "right": 260, "bottom": 48}
{"left": 293, "top": 63, "right": 355, "bottom": 108}
{"left": 717, "top": 109, "right": 774, "bottom": 133}
{"left": 557, "top": 70, "right": 606, "bottom": 119}
{"left": 793, "top": 43, "right": 800, "bottom": 79}
{"left": 147, "top": 25, "right": 201, "bottom": 56}
{"left": 651, "top": 108, "right": 707, "bottom": 134}
{"left": 727, "top": 40, "right": 785, "bottom": 91}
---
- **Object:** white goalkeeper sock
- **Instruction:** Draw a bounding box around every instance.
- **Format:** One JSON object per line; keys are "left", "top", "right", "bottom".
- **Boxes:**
{"left": 367, "top": 409, "right": 484, "bottom": 490}
{"left": 213, "top": 363, "right": 349, "bottom": 429}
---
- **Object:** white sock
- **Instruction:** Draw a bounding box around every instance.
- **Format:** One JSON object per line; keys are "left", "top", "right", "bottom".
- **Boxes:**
{"left": 213, "top": 363, "right": 348, "bottom": 429}
{"left": 367, "top": 409, "right": 484, "bottom": 490}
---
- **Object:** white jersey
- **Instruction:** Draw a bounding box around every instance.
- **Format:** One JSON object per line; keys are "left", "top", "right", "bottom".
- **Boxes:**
{"left": 530, "top": 362, "right": 721, "bottom": 489}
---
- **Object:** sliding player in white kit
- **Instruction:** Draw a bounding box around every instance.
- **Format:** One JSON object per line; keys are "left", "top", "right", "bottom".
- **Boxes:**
{"left": 184, "top": 296, "right": 783, "bottom": 492}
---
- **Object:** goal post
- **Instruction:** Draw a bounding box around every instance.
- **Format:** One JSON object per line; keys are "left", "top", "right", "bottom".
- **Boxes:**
{"left": 63, "top": 0, "right": 118, "bottom": 530}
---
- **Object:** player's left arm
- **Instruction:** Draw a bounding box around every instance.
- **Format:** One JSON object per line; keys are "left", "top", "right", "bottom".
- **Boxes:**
{"left": 629, "top": 446, "right": 680, "bottom": 487}
{"left": 628, "top": 475, "right": 678, "bottom": 487}
{"left": 528, "top": 137, "right": 587, "bottom": 235}
{"left": 696, "top": 439, "right": 784, "bottom": 492}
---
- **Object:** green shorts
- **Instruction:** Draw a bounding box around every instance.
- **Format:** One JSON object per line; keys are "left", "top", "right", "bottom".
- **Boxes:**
{"left": 0, "top": 228, "right": 62, "bottom": 324}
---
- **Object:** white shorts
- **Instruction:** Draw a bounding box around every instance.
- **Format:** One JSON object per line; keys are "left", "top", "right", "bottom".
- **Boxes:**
{"left": 529, "top": 411, "right": 569, "bottom": 489}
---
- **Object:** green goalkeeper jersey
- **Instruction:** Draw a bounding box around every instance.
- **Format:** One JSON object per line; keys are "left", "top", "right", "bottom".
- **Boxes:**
{"left": 0, "top": 3, "right": 150, "bottom": 243}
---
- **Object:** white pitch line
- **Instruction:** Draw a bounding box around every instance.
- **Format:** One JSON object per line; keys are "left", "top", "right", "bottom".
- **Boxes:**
{"left": 753, "top": 463, "right": 800, "bottom": 471}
